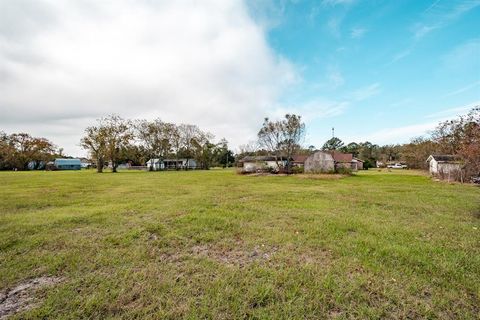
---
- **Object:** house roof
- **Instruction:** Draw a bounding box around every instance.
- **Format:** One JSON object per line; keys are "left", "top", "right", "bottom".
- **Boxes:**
{"left": 427, "top": 155, "right": 462, "bottom": 163}
{"left": 330, "top": 151, "right": 353, "bottom": 163}
{"left": 292, "top": 155, "right": 309, "bottom": 163}
{"left": 241, "top": 155, "right": 290, "bottom": 162}
{"left": 54, "top": 158, "right": 81, "bottom": 165}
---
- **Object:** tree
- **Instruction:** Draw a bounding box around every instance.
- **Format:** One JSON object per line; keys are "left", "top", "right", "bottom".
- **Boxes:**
{"left": 257, "top": 114, "right": 305, "bottom": 173}
{"left": 322, "top": 137, "right": 344, "bottom": 151}
{"left": 102, "top": 115, "right": 133, "bottom": 172}
{"left": 280, "top": 114, "right": 305, "bottom": 172}
{"left": 81, "top": 125, "right": 107, "bottom": 173}
{"left": 8, "top": 133, "right": 55, "bottom": 170}
{"left": 136, "top": 119, "right": 172, "bottom": 170}
{"left": 178, "top": 124, "right": 202, "bottom": 170}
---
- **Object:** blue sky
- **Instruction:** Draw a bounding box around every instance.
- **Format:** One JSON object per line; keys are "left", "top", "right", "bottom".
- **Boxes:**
{"left": 0, "top": 0, "right": 479, "bottom": 155}
{"left": 247, "top": 0, "right": 480, "bottom": 147}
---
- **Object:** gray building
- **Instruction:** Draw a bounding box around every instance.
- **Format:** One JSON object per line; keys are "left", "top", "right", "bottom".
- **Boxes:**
{"left": 54, "top": 158, "right": 81, "bottom": 170}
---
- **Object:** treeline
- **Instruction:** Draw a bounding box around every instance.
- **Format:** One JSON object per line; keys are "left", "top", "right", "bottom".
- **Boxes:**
{"left": 238, "top": 106, "right": 479, "bottom": 178}
{"left": 325, "top": 106, "right": 479, "bottom": 177}
{"left": 81, "top": 115, "right": 234, "bottom": 173}
{"left": 0, "top": 132, "right": 61, "bottom": 170}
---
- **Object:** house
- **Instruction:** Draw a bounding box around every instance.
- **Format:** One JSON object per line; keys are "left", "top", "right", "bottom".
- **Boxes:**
{"left": 240, "top": 156, "right": 287, "bottom": 173}
{"left": 426, "top": 155, "right": 462, "bottom": 178}
{"left": 352, "top": 158, "right": 364, "bottom": 170}
{"left": 146, "top": 158, "right": 197, "bottom": 170}
{"left": 331, "top": 151, "right": 354, "bottom": 170}
{"left": 54, "top": 158, "right": 81, "bottom": 170}
{"left": 292, "top": 155, "right": 309, "bottom": 167}
{"left": 304, "top": 151, "right": 335, "bottom": 173}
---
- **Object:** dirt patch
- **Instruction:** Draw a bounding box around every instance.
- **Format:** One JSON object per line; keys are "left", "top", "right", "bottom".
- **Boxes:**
{"left": 0, "top": 276, "right": 62, "bottom": 319}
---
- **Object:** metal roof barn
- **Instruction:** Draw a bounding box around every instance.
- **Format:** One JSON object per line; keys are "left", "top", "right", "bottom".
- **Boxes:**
{"left": 54, "top": 158, "right": 81, "bottom": 170}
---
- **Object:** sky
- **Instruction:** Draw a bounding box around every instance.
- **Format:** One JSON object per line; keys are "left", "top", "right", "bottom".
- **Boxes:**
{"left": 0, "top": 0, "right": 479, "bottom": 156}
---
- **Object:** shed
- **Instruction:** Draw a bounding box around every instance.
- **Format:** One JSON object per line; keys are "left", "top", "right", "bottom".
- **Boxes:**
{"left": 54, "top": 158, "right": 81, "bottom": 170}
{"left": 426, "top": 155, "right": 462, "bottom": 177}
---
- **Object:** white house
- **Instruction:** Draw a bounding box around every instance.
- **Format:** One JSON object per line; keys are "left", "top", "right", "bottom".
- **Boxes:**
{"left": 426, "top": 155, "right": 462, "bottom": 177}
{"left": 146, "top": 158, "right": 197, "bottom": 170}
{"left": 240, "top": 156, "right": 287, "bottom": 173}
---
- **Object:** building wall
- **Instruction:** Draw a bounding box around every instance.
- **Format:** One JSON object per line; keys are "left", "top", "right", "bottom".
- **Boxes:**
{"left": 304, "top": 152, "right": 335, "bottom": 173}
{"left": 429, "top": 159, "right": 438, "bottom": 174}
{"left": 242, "top": 160, "right": 284, "bottom": 173}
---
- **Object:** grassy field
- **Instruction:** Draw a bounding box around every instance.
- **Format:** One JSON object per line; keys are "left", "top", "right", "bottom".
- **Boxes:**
{"left": 0, "top": 169, "right": 479, "bottom": 319}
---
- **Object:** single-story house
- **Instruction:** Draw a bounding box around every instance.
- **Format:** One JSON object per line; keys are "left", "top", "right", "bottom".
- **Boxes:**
{"left": 352, "top": 158, "right": 364, "bottom": 170}
{"left": 304, "top": 151, "right": 335, "bottom": 173}
{"left": 54, "top": 158, "right": 81, "bottom": 170}
{"left": 292, "top": 155, "right": 309, "bottom": 167}
{"left": 240, "top": 156, "right": 287, "bottom": 173}
{"left": 146, "top": 158, "right": 197, "bottom": 170}
{"left": 331, "top": 151, "right": 354, "bottom": 170}
{"left": 426, "top": 155, "right": 462, "bottom": 177}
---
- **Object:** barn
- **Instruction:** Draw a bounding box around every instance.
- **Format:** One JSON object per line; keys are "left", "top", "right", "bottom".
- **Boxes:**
{"left": 54, "top": 158, "right": 81, "bottom": 170}
{"left": 304, "top": 151, "right": 335, "bottom": 173}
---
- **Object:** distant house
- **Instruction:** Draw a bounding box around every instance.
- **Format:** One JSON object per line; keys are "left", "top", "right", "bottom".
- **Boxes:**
{"left": 54, "top": 158, "right": 81, "bottom": 170}
{"left": 426, "top": 155, "right": 462, "bottom": 178}
{"left": 146, "top": 158, "right": 197, "bottom": 170}
{"left": 292, "top": 155, "right": 309, "bottom": 167}
{"left": 304, "top": 151, "right": 335, "bottom": 173}
{"left": 352, "top": 158, "right": 364, "bottom": 170}
{"left": 331, "top": 151, "right": 354, "bottom": 170}
{"left": 240, "top": 156, "right": 287, "bottom": 173}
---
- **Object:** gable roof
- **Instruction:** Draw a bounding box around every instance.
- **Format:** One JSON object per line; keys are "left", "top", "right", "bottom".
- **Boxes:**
{"left": 330, "top": 151, "right": 353, "bottom": 163}
{"left": 427, "top": 154, "right": 462, "bottom": 163}
{"left": 54, "top": 158, "right": 81, "bottom": 166}
{"left": 241, "top": 156, "right": 282, "bottom": 162}
{"left": 292, "top": 155, "right": 309, "bottom": 163}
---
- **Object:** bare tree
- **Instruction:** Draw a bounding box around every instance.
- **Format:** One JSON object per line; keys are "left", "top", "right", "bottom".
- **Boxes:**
{"left": 280, "top": 114, "right": 305, "bottom": 172}
{"left": 257, "top": 114, "right": 305, "bottom": 173}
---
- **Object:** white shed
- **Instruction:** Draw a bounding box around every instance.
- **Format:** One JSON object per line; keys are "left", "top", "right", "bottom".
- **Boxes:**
{"left": 426, "top": 155, "right": 462, "bottom": 177}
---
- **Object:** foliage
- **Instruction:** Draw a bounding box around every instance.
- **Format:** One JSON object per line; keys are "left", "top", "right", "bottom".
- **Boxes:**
{"left": 322, "top": 137, "right": 344, "bottom": 151}
{"left": 257, "top": 114, "right": 305, "bottom": 173}
{"left": 0, "top": 132, "right": 56, "bottom": 170}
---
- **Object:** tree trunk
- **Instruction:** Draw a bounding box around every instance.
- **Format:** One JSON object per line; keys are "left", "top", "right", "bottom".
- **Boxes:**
{"left": 96, "top": 157, "right": 103, "bottom": 173}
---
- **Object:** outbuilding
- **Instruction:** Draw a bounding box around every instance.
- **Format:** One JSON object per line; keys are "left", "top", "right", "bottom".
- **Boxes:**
{"left": 426, "top": 155, "right": 462, "bottom": 178}
{"left": 146, "top": 158, "right": 197, "bottom": 170}
{"left": 304, "top": 151, "right": 335, "bottom": 173}
{"left": 54, "top": 158, "right": 81, "bottom": 170}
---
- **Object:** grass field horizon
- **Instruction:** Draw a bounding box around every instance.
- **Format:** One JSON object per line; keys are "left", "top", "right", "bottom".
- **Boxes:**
{"left": 1, "top": 169, "right": 479, "bottom": 319}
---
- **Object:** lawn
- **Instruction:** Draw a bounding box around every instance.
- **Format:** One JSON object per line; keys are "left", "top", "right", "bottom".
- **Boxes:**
{"left": 0, "top": 169, "right": 479, "bottom": 319}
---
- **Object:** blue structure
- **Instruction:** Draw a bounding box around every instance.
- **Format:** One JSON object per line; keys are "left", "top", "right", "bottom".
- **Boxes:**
{"left": 54, "top": 158, "right": 81, "bottom": 170}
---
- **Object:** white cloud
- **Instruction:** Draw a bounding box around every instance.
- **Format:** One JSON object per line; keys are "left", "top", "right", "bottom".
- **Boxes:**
{"left": 0, "top": 0, "right": 297, "bottom": 156}
{"left": 442, "top": 81, "right": 480, "bottom": 98}
{"left": 272, "top": 99, "right": 348, "bottom": 123}
{"left": 350, "top": 27, "right": 367, "bottom": 39}
{"left": 425, "top": 101, "right": 480, "bottom": 119}
{"left": 351, "top": 83, "right": 381, "bottom": 101}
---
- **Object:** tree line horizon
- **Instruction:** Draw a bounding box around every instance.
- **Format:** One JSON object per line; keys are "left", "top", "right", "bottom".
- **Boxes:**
{"left": 0, "top": 106, "right": 478, "bottom": 177}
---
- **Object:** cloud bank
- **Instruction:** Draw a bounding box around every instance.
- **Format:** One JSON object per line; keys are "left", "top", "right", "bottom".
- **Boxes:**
{"left": 0, "top": 0, "right": 296, "bottom": 155}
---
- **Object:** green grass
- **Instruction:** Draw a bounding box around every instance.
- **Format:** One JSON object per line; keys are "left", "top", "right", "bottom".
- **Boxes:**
{"left": 0, "top": 169, "right": 479, "bottom": 319}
